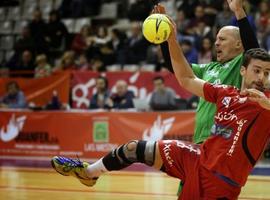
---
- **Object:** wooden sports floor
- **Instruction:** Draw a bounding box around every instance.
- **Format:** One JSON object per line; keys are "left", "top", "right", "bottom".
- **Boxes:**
{"left": 1, "top": 164, "right": 270, "bottom": 200}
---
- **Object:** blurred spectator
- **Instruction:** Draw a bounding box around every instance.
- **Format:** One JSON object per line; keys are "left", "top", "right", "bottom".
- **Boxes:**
{"left": 58, "top": 0, "right": 101, "bottom": 18}
{"left": 214, "top": 0, "right": 233, "bottom": 30}
{"left": 90, "top": 56, "right": 105, "bottom": 72}
{"left": 0, "top": 81, "right": 27, "bottom": 109}
{"left": 160, "top": 0, "right": 177, "bottom": 20}
{"left": 200, "top": 0, "right": 224, "bottom": 27}
{"left": 45, "top": 10, "right": 68, "bottom": 52}
{"left": 55, "top": 51, "right": 77, "bottom": 71}
{"left": 110, "top": 80, "right": 135, "bottom": 109}
{"left": 175, "top": 10, "right": 190, "bottom": 37}
{"left": 86, "top": 26, "right": 112, "bottom": 66}
{"left": 14, "top": 26, "right": 36, "bottom": 56}
{"left": 127, "top": 0, "right": 152, "bottom": 21}
{"left": 146, "top": 45, "right": 167, "bottom": 71}
{"left": 186, "top": 4, "right": 208, "bottom": 34}
{"left": 96, "top": 27, "right": 116, "bottom": 67}
{"left": 198, "top": 37, "right": 214, "bottom": 64}
{"left": 45, "top": 90, "right": 63, "bottom": 110}
{"left": 178, "top": 0, "right": 199, "bottom": 19}
{"left": 255, "top": 0, "right": 270, "bottom": 43}
{"left": 8, "top": 26, "right": 36, "bottom": 71}
{"left": 8, "top": 50, "right": 35, "bottom": 77}
{"left": 28, "top": 9, "right": 48, "bottom": 54}
{"left": 262, "top": 33, "right": 270, "bottom": 52}
{"left": 193, "top": 20, "right": 212, "bottom": 48}
{"left": 71, "top": 24, "right": 92, "bottom": 55}
{"left": 76, "top": 54, "right": 91, "bottom": 71}
{"left": 110, "top": 28, "right": 127, "bottom": 65}
{"left": 150, "top": 76, "right": 177, "bottom": 111}
{"left": 34, "top": 54, "right": 52, "bottom": 78}
{"left": 89, "top": 76, "right": 111, "bottom": 109}
{"left": 181, "top": 39, "right": 198, "bottom": 63}
{"left": 124, "top": 22, "right": 149, "bottom": 64}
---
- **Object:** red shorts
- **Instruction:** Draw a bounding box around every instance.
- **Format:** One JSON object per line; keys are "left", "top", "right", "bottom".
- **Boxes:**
{"left": 158, "top": 140, "right": 241, "bottom": 200}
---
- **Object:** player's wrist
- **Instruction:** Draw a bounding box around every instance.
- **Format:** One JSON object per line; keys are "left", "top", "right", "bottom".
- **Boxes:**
{"left": 234, "top": 8, "right": 246, "bottom": 20}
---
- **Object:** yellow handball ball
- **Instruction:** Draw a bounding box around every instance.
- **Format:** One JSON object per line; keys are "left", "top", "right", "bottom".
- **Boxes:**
{"left": 142, "top": 13, "right": 171, "bottom": 44}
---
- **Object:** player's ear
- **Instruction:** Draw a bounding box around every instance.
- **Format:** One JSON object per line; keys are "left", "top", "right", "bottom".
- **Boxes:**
{"left": 240, "top": 66, "right": 246, "bottom": 76}
{"left": 236, "top": 40, "right": 242, "bottom": 50}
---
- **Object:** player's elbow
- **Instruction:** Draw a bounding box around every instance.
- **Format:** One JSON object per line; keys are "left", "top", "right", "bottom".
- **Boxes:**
{"left": 177, "top": 76, "right": 193, "bottom": 88}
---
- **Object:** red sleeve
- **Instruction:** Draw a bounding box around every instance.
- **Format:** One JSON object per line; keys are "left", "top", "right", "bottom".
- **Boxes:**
{"left": 203, "top": 82, "right": 223, "bottom": 103}
{"left": 265, "top": 91, "right": 270, "bottom": 98}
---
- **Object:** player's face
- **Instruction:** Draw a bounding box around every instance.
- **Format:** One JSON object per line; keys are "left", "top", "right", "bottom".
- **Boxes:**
{"left": 215, "top": 28, "right": 241, "bottom": 63}
{"left": 241, "top": 59, "right": 270, "bottom": 91}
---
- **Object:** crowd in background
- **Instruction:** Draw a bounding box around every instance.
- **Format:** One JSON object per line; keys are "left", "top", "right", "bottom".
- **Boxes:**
{"left": 0, "top": 0, "right": 269, "bottom": 77}
{"left": 0, "top": 0, "right": 270, "bottom": 111}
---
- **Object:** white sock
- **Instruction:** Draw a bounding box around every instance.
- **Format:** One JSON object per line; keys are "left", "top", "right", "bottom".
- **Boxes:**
{"left": 86, "top": 158, "right": 108, "bottom": 178}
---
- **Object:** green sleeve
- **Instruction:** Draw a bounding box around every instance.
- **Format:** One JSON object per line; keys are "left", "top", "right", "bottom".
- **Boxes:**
{"left": 191, "top": 63, "right": 208, "bottom": 79}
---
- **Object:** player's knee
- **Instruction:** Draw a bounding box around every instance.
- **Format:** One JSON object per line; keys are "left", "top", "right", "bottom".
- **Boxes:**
{"left": 122, "top": 140, "right": 156, "bottom": 166}
{"left": 126, "top": 140, "right": 138, "bottom": 152}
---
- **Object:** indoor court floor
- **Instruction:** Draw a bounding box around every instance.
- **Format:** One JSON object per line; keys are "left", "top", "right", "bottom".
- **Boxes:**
{"left": 1, "top": 158, "right": 270, "bottom": 200}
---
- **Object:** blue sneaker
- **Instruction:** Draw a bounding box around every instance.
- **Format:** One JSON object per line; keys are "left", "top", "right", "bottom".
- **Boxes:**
{"left": 51, "top": 156, "right": 98, "bottom": 187}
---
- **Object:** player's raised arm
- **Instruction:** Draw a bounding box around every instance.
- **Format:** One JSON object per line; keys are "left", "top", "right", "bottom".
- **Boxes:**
{"left": 227, "top": 0, "right": 259, "bottom": 50}
{"left": 166, "top": 20, "right": 205, "bottom": 98}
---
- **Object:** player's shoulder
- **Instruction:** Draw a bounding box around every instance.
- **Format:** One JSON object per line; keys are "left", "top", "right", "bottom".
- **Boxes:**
{"left": 208, "top": 83, "right": 238, "bottom": 92}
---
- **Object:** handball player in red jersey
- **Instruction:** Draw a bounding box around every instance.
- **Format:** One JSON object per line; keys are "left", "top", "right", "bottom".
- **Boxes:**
{"left": 51, "top": 17, "right": 270, "bottom": 200}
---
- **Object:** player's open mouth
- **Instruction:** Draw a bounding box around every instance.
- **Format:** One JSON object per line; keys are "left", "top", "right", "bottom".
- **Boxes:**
{"left": 216, "top": 50, "right": 222, "bottom": 55}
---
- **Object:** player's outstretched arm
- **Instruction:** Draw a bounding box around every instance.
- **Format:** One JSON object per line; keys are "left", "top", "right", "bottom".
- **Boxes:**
{"left": 167, "top": 21, "right": 205, "bottom": 98}
{"left": 228, "top": 0, "right": 259, "bottom": 50}
{"left": 227, "top": 0, "right": 245, "bottom": 19}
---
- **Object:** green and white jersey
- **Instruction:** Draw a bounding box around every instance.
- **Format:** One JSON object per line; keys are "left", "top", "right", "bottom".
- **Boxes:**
{"left": 192, "top": 53, "right": 243, "bottom": 143}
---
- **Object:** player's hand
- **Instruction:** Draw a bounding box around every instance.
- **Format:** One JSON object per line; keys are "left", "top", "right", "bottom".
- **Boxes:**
{"left": 241, "top": 88, "right": 270, "bottom": 110}
{"left": 167, "top": 18, "right": 177, "bottom": 42}
{"left": 227, "top": 0, "right": 243, "bottom": 12}
{"left": 151, "top": 3, "right": 166, "bottom": 15}
{"left": 151, "top": 4, "right": 177, "bottom": 42}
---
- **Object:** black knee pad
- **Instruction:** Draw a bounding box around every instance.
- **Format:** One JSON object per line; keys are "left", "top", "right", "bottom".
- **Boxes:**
{"left": 119, "top": 140, "right": 156, "bottom": 166}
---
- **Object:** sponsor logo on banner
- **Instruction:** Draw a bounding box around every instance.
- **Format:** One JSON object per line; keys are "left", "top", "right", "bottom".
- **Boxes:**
{"left": 142, "top": 115, "right": 175, "bottom": 141}
{"left": 15, "top": 132, "right": 59, "bottom": 144}
{"left": 0, "top": 114, "right": 26, "bottom": 142}
{"left": 93, "top": 121, "right": 109, "bottom": 142}
{"left": 72, "top": 79, "right": 96, "bottom": 107}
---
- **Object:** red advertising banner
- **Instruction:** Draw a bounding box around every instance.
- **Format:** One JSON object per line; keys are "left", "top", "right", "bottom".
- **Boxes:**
{"left": 72, "top": 71, "right": 193, "bottom": 109}
{"left": 0, "top": 71, "right": 70, "bottom": 106}
{"left": 0, "top": 110, "right": 195, "bottom": 159}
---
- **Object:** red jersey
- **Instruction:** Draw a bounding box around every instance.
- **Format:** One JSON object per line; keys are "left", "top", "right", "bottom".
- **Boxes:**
{"left": 201, "top": 83, "right": 270, "bottom": 186}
